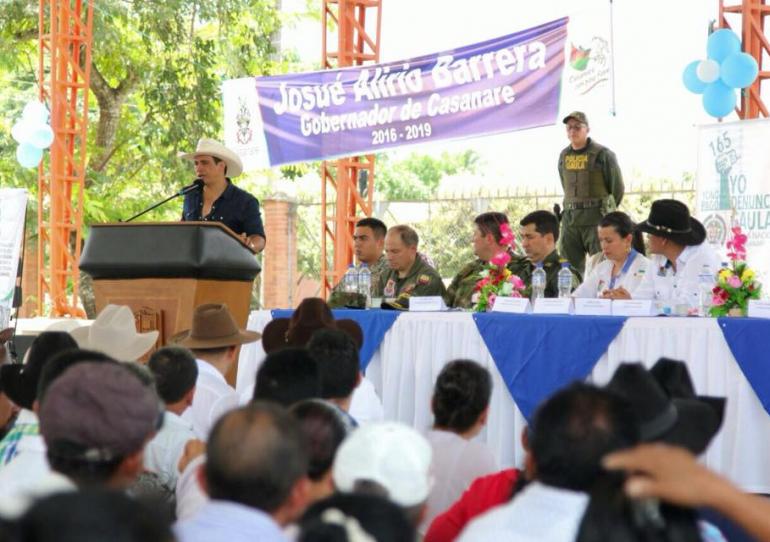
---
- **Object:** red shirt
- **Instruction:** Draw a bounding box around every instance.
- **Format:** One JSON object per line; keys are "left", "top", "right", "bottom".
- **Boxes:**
{"left": 425, "top": 468, "right": 521, "bottom": 542}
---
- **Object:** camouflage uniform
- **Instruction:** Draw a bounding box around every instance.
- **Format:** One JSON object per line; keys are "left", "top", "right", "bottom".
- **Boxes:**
{"left": 509, "top": 250, "right": 582, "bottom": 298}
{"left": 558, "top": 137, "right": 624, "bottom": 275}
{"left": 375, "top": 257, "right": 446, "bottom": 310}
{"left": 446, "top": 253, "right": 528, "bottom": 309}
{"left": 328, "top": 255, "right": 389, "bottom": 309}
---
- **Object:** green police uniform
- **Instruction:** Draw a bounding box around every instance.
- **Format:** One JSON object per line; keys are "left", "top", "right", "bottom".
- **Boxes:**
{"left": 375, "top": 257, "right": 446, "bottom": 310}
{"left": 509, "top": 250, "right": 582, "bottom": 298}
{"left": 446, "top": 253, "right": 528, "bottom": 309}
{"left": 328, "top": 255, "right": 389, "bottom": 308}
{"left": 558, "top": 137, "right": 624, "bottom": 275}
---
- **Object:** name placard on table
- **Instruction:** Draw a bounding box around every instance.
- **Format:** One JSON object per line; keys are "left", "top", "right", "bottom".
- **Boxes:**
{"left": 611, "top": 299, "right": 655, "bottom": 317}
{"left": 574, "top": 298, "right": 612, "bottom": 316}
{"left": 533, "top": 298, "right": 573, "bottom": 315}
{"left": 409, "top": 296, "right": 447, "bottom": 312}
{"left": 491, "top": 297, "right": 531, "bottom": 313}
{"left": 748, "top": 300, "right": 770, "bottom": 319}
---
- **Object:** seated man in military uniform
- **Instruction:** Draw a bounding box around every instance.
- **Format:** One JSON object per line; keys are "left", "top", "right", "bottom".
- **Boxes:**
{"left": 511, "top": 210, "right": 582, "bottom": 297}
{"left": 446, "top": 211, "right": 525, "bottom": 309}
{"left": 328, "top": 217, "right": 390, "bottom": 308}
{"left": 375, "top": 225, "right": 446, "bottom": 310}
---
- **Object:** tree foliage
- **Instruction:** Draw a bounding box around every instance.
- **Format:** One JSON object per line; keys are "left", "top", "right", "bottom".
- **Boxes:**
{"left": 375, "top": 149, "right": 482, "bottom": 200}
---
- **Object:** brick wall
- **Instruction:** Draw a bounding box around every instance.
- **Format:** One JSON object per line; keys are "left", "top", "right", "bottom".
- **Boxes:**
{"left": 261, "top": 196, "right": 298, "bottom": 309}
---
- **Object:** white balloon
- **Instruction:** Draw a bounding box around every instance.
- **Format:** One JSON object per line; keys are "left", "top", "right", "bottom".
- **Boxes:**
{"left": 11, "top": 121, "right": 34, "bottom": 144}
{"left": 696, "top": 59, "right": 721, "bottom": 84}
{"left": 28, "top": 124, "right": 55, "bottom": 149}
{"left": 22, "top": 100, "right": 49, "bottom": 124}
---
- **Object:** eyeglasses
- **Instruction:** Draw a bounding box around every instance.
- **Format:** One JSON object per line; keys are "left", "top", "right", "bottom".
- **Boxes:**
{"left": 566, "top": 123, "right": 586, "bottom": 131}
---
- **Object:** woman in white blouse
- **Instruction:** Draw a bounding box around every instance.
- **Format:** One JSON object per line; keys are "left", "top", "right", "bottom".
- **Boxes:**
{"left": 573, "top": 212, "right": 649, "bottom": 299}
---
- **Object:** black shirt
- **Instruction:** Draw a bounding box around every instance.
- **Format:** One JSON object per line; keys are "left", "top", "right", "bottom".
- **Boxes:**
{"left": 182, "top": 179, "right": 265, "bottom": 239}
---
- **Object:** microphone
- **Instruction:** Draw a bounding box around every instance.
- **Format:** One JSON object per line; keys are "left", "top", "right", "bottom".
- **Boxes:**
{"left": 178, "top": 178, "right": 204, "bottom": 196}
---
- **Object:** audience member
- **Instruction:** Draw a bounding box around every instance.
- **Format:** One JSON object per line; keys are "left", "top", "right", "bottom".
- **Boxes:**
{"left": 0, "top": 331, "right": 77, "bottom": 466}
{"left": 174, "top": 402, "right": 310, "bottom": 542}
{"left": 511, "top": 210, "right": 582, "bottom": 297}
{"left": 145, "top": 346, "right": 199, "bottom": 495}
{"left": 333, "top": 421, "right": 432, "bottom": 527}
{"left": 172, "top": 303, "right": 260, "bottom": 440}
{"left": 298, "top": 493, "right": 415, "bottom": 542}
{"left": 307, "top": 329, "right": 362, "bottom": 426}
{"left": 69, "top": 304, "right": 158, "bottom": 361}
{"left": 254, "top": 347, "right": 322, "bottom": 407}
{"left": 422, "top": 360, "right": 497, "bottom": 533}
{"left": 290, "top": 399, "right": 353, "bottom": 504}
{"left": 458, "top": 383, "right": 638, "bottom": 541}
{"left": 14, "top": 489, "right": 174, "bottom": 542}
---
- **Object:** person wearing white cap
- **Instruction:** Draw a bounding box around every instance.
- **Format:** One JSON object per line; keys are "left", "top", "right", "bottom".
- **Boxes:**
{"left": 179, "top": 138, "right": 266, "bottom": 252}
{"left": 70, "top": 304, "right": 158, "bottom": 361}
{"left": 332, "top": 421, "right": 433, "bottom": 527}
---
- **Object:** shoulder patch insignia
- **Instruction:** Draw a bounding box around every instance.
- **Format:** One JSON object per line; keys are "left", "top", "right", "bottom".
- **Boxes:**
{"left": 418, "top": 274, "right": 431, "bottom": 285}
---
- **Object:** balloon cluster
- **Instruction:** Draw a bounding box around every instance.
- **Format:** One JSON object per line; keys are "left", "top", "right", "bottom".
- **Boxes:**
{"left": 682, "top": 29, "right": 759, "bottom": 118}
{"left": 11, "top": 101, "right": 54, "bottom": 168}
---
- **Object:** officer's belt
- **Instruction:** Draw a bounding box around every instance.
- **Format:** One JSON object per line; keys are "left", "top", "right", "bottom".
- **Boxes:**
{"left": 564, "top": 199, "right": 603, "bottom": 210}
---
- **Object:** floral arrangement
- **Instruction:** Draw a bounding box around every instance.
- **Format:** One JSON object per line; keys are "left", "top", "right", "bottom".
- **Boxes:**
{"left": 473, "top": 223, "right": 526, "bottom": 312}
{"left": 709, "top": 226, "right": 762, "bottom": 317}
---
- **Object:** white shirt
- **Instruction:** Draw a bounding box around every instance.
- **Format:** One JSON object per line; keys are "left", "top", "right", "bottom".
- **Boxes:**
{"left": 632, "top": 243, "right": 721, "bottom": 305}
{"left": 349, "top": 376, "right": 384, "bottom": 424}
{"left": 421, "top": 429, "right": 498, "bottom": 533}
{"left": 176, "top": 455, "right": 208, "bottom": 521}
{"left": 458, "top": 481, "right": 590, "bottom": 542}
{"left": 573, "top": 251, "right": 650, "bottom": 298}
{"left": 182, "top": 359, "right": 239, "bottom": 440}
{"left": 144, "top": 411, "right": 197, "bottom": 491}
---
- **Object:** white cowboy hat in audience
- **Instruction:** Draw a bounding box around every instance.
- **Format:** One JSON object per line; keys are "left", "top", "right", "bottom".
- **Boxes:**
{"left": 178, "top": 138, "right": 243, "bottom": 178}
{"left": 70, "top": 304, "right": 158, "bottom": 361}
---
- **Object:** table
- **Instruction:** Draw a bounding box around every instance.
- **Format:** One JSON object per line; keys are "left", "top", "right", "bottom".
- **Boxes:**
{"left": 238, "top": 311, "right": 770, "bottom": 493}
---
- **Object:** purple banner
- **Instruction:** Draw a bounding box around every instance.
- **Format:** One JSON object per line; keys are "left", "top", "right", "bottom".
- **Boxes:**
{"left": 255, "top": 17, "right": 568, "bottom": 167}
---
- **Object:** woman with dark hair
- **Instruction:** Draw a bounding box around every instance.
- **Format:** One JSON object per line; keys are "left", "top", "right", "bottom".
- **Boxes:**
{"left": 573, "top": 212, "right": 649, "bottom": 299}
{"left": 421, "top": 360, "right": 497, "bottom": 534}
{"left": 0, "top": 331, "right": 77, "bottom": 466}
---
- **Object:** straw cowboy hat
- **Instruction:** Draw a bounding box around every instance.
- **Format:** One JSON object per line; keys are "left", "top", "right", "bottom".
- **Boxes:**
{"left": 178, "top": 138, "right": 243, "bottom": 178}
{"left": 636, "top": 199, "right": 706, "bottom": 246}
{"left": 262, "top": 298, "right": 363, "bottom": 354}
{"left": 70, "top": 305, "right": 159, "bottom": 361}
{"left": 172, "top": 303, "right": 260, "bottom": 349}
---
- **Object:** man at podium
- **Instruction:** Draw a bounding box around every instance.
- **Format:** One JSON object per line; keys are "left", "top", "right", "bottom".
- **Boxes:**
{"left": 180, "top": 139, "right": 266, "bottom": 253}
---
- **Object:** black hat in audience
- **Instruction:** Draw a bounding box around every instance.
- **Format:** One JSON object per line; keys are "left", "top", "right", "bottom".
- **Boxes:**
{"left": 606, "top": 361, "right": 724, "bottom": 455}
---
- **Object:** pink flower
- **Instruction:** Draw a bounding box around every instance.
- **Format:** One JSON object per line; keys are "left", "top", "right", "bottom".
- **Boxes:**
{"left": 509, "top": 274, "right": 525, "bottom": 290}
{"left": 488, "top": 293, "right": 497, "bottom": 307}
{"left": 490, "top": 251, "right": 511, "bottom": 267}
{"left": 712, "top": 291, "right": 726, "bottom": 306}
{"left": 727, "top": 275, "right": 742, "bottom": 288}
{"left": 499, "top": 223, "right": 515, "bottom": 248}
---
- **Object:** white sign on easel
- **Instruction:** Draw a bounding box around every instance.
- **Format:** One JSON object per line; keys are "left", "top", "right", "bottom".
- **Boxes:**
{"left": 0, "top": 189, "right": 27, "bottom": 328}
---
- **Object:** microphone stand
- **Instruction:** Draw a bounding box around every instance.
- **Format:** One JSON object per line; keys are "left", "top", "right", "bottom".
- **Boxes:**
{"left": 122, "top": 181, "right": 202, "bottom": 223}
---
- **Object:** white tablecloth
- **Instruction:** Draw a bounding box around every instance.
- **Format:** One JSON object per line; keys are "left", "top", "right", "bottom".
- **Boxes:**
{"left": 238, "top": 311, "right": 770, "bottom": 493}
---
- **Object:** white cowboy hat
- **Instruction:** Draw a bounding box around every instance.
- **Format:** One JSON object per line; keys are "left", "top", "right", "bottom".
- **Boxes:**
{"left": 178, "top": 138, "right": 243, "bottom": 178}
{"left": 70, "top": 304, "right": 159, "bottom": 361}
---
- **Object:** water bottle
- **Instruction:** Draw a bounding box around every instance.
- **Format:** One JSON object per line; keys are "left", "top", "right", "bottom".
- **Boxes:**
{"left": 558, "top": 262, "right": 573, "bottom": 298}
{"left": 343, "top": 264, "right": 358, "bottom": 293}
{"left": 699, "top": 264, "right": 715, "bottom": 316}
{"left": 358, "top": 263, "right": 372, "bottom": 308}
{"left": 531, "top": 263, "right": 546, "bottom": 303}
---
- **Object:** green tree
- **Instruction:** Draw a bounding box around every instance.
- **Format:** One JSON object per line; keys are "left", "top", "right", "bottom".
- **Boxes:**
{"left": 376, "top": 149, "right": 483, "bottom": 200}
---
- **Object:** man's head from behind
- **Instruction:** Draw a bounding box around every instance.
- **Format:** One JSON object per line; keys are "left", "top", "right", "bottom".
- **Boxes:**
{"left": 529, "top": 383, "right": 638, "bottom": 492}
{"left": 307, "top": 329, "right": 360, "bottom": 404}
{"left": 253, "top": 347, "right": 322, "bottom": 407}
{"left": 520, "top": 210, "right": 559, "bottom": 263}
{"left": 354, "top": 217, "right": 387, "bottom": 265}
{"left": 147, "top": 346, "right": 197, "bottom": 411}
{"left": 204, "top": 402, "right": 309, "bottom": 523}
{"left": 40, "top": 362, "right": 161, "bottom": 489}
{"left": 384, "top": 225, "right": 419, "bottom": 273}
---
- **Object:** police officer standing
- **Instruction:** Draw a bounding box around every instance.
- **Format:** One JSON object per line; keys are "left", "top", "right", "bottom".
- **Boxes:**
{"left": 558, "top": 112, "right": 624, "bottom": 275}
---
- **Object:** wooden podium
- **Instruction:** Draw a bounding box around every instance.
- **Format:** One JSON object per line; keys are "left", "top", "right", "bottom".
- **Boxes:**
{"left": 80, "top": 222, "right": 261, "bottom": 381}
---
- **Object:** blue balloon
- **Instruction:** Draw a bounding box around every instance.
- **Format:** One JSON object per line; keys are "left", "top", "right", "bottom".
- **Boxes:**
{"left": 28, "top": 124, "right": 54, "bottom": 149}
{"left": 683, "top": 60, "right": 707, "bottom": 94}
{"left": 702, "top": 81, "right": 737, "bottom": 118}
{"left": 16, "top": 143, "right": 43, "bottom": 168}
{"left": 707, "top": 29, "right": 741, "bottom": 62}
{"left": 721, "top": 52, "right": 759, "bottom": 88}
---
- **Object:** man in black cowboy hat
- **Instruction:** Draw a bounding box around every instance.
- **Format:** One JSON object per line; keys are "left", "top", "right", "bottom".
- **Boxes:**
{"left": 613, "top": 199, "right": 720, "bottom": 305}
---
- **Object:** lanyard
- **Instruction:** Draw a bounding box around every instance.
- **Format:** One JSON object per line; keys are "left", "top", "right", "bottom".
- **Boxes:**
{"left": 608, "top": 249, "right": 638, "bottom": 290}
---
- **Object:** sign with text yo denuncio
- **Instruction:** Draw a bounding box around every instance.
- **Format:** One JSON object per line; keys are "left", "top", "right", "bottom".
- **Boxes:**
{"left": 224, "top": 17, "right": 567, "bottom": 168}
